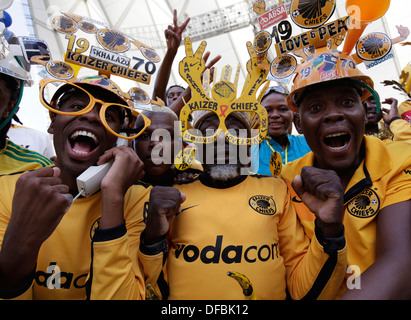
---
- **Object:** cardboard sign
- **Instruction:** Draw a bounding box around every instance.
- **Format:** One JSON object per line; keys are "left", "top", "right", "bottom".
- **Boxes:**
{"left": 65, "top": 50, "right": 151, "bottom": 84}
{"left": 290, "top": 0, "right": 336, "bottom": 29}
{"left": 274, "top": 16, "right": 348, "bottom": 56}
{"left": 48, "top": 11, "right": 160, "bottom": 85}
{"left": 258, "top": 4, "right": 288, "bottom": 30}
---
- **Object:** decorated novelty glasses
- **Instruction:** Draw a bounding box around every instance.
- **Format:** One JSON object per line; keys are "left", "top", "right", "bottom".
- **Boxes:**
{"left": 179, "top": 90, "right": 268, "bottom": 146}
{"left": 39, "top": 78, "right": 151, "bottom": 139}
{"left": 178, "top": 38, "right": 268, "bottom": 146}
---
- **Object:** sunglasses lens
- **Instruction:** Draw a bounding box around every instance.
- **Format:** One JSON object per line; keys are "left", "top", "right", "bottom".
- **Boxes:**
{"left": 41, "top": 81, "right": 92, "bottom": 114}
{"left": 264, "top": 86, "right": 288, "bottom": 97}
{"left": 102, "top": 104, "right": 127, "bottom": 130}
{"left": 225, "top": 111, "right": 265, "bottom": 145}
{"left": 117, "top": 107, "right": 148, "bottom": 139}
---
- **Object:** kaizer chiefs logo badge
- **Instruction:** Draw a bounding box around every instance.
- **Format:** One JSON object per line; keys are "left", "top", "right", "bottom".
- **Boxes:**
{"left": 212, "top": 81, "right": 236, "bottom": 101}
{"left": 52, "top": 15, "right": 78, "bottom": 35}
{"left": 253, "top": 30, "right": 272, "bottom": 54}
{"left": 141, "top": 47, "right": 161, "bottom": 63}
{"left": 356, "top": 32, "right": 392, "bottom": 61}
{"left": 249, "top": 195, "right": 277, "bottom": 215}
{"left": 347, "top": 188, "right": 380, "bottom": 218}
{"left": 97, "top": 28, "right": 131, "bottom": 53}
{"left": 270, "top": 54, "right": 297, "bottom": 79}
{"left": 269, "top": 151, "right": 282, "bottom": 177}
{"left": 291, "top": 0, "right": 336, "bottom": 29}
{"left": 78, "top": 20, "right": 98, "bottom": 34}
{"left": 128, "top": 87, "right": 151, "bottom": 105}
{"left": 46, "top": 61, "right": 74, "bottom": 80}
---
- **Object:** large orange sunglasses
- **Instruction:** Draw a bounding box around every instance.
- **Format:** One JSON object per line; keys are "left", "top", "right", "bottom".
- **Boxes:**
{"left": 39, "top": 78, "right": 151, "bottom": 140}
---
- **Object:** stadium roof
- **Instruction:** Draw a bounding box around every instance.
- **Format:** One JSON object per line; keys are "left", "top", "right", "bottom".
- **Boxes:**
{"left": 7, "top": 0, "right": 411, "bottom": 130}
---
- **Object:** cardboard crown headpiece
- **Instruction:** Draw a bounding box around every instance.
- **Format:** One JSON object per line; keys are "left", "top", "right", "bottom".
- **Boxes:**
{"left": 178, "top": 37, "right": 269, "bottom": 146}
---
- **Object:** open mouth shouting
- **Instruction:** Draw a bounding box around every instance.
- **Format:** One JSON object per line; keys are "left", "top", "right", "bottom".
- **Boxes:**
{"left": 322, "top": 132, "right": 351, "bottom": 152}
{"left": 68, "top": 129, "right": 101, "bottom": 160}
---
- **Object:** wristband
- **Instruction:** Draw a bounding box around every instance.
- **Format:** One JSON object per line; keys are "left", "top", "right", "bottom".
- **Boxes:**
{"left": 314, "top": 220, "right": 346, "bottom": 254}
{"left": 140, "top": 231, "right": 168, "bottom": 255}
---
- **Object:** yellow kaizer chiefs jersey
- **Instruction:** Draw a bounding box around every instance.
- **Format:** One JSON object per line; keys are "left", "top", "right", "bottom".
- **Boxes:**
{"left": 281, "top": 136, "right": 411, "bottom": 299}
{"left": 0, "top": 172, "right": 151, "bottom": 300}
{"left": 141, "top": 174, "right": 347, "bottom": 300}
{"left": 0, "top": 140, "right": 53, "bottom": 175}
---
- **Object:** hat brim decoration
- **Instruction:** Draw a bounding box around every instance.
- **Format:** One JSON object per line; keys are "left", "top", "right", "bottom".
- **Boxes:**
{"left": 44, "top": 11, "right": 161, "bottom": 86}
{"left": 34, "top": 10, "right": 165, "bottom": 137}
{"left": 249, "top": 0, "right": 392, "bottom": 114}
{"left": 286, "top": 47, "right": 375, "bottom": 112}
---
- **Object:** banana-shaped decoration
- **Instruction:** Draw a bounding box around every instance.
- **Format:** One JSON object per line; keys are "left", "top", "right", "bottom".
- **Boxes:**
{"left": 227, "top": 271, "right": 257, "bottom": 300}
{"left": 146, "top": 284, "right": 160, "bottom": 300}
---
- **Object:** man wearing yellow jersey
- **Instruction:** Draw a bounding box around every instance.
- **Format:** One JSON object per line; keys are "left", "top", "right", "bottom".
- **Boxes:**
{"left": 0, "top": 32, "right": 53, "bottom": 175}
{"left": 0, "top": 76, "right": 152, "bottom": 299}
{"left": 283, "top": 47, "right": 411, "bottom": 299}
{"left": 140, "top": 110, "right": 347, "bottom": 300}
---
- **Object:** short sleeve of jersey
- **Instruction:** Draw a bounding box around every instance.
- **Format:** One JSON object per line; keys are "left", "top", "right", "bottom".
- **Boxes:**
{"left": 382, "top": 155, "right": 411, "bottom": 209}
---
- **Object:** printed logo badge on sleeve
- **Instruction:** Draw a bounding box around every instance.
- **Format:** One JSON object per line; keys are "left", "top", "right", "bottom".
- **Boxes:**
{"left": 347, "top": 188, "right": 380, "bottom": 218}
{"left": 290, "top": 0, "right": 336, "bottom": 29}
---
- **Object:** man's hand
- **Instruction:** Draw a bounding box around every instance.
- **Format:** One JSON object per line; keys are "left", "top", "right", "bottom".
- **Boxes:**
{"left": 98, "top": 145, "right": 145, "bottom": 229}
{"left": 381, "top": 97, "right": 399, "bottom": 125}
{"left": 396, "top": 25, "right": 410, "bottom": 39}
{"left": 99, "top": 145, "right": 145, "bottom": 195}
{"left": 144, "top": 186, "right": 186, "bottom": 245}
{"left": 10, "top": 167, "right": 72, "bottom": 246}
{"left": 165, "top": 9, "right": 190, "bottom": 55}
{"left": 0, "top": 167, "right": 72, "bottom": 290}
{"left": 292, "top": 166, "right": 344, "bottom": 238}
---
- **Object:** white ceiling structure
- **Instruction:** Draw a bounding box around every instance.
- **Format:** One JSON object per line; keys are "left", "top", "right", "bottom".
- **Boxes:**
{"left": 6, "top": 0, "right": 411, "bottom": 131}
